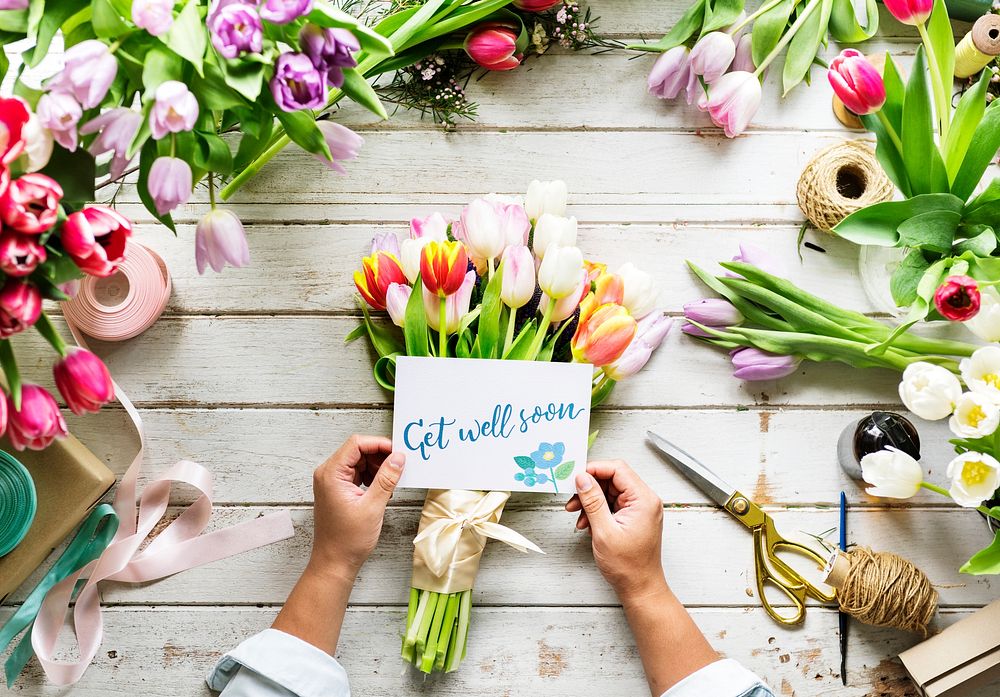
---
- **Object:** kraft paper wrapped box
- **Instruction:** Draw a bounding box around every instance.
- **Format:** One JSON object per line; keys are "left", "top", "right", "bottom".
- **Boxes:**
{"left": 899, "top": 599, "right": 1000, "bottom": 697}
{"left": 0, "top": 434, "right": 115, "bottom": 601}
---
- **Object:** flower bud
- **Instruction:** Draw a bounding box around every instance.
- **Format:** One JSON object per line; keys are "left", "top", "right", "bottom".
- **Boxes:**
{"left": 828, "top": 49, "right": 886, "bottom": 116}
{"left": 7, "top": 384, "right": 67, "bottom": 451}
{"left": 53, "top": 347, "right": 115, "bottom": 415}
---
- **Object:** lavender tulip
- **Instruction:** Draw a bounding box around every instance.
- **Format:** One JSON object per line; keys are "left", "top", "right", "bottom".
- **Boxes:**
{"left": 36, "top": 92, "right": 81, "bottom": 151}
{"left": 0, "top": 0, "right": 28, "bottom": 8}
{"left": 385, "top": 283, "right": 411, "bottom": 327}
{"left": 647, "top": 46, "right": 695, "bottom": 101}
{"left": 149, "top": 81, "right": 199, "bottom": 140}
{"left": 209, "top": 3, "right": 263, "bottom": 59}
{"left": 148, "top": 156, "right": 192, "bottom": 215}
{"left": 47, "top": 40, "right": 117, "bottom": 109}
{"left": 80, "top": 108, "right": 143, "bottom": 180}
{"left": 500, "top": 245, "right": 535, "bottom": 309}
{"left": 195, "top": 208, "right": 250, "bottom": 274}
{"left": 259, "top": 0, "right": 313, "bottom": 24}
{"left": 731, "top": 347, "right": 801, "bottom": 381}
{"left": 300, "top": 24, "right": 359, "bottom": 88}
{"left": 271, "top": 53, "right": 326, "bottom": 112}
{"left": 606, "top": 313, "right": 672, "bottom": 380}
{"left": 315, "top": 120, "right": 364, "bottom": 173}
{"left": 132, "top": 0, "right": 175, "bottom": 36}
{"left": 370, "top": 231, "right": 401, "bottom": 258}
{"left": 682, "top": 298, "right": 744, "bottom": 326}
{"left": 689, "top": 32, "right": 736, "bottom": 83}
{"left": 681, "top": 322, "right": 714, "bottom": 338}
{"left": 698, "top": 71, "right": 761, "bottom": 137}
{"left": 728, "top": 242, "right": 787, "bottom": 278}
{"left": 732, "top": 34, "right": 755, "bottom": 73}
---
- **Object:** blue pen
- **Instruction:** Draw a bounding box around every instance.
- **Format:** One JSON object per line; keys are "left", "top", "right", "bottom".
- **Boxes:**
{"left": 839, "top": 491, "right": 848, "bottom": 686}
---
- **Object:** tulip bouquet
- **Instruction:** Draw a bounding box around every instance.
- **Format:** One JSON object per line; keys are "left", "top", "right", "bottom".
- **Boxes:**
{"left": 862, "top": 348, "right": 1000, "bottom": 575}
{"left": 0, "top": 97, "right": 120, "bottom": 450}
{"left": 636, "top": 0, "right": 880, "bottom": 136}
{"left": 829, "top": 0, "right": 1000, "bottom": 341}
{"left": 349, "top": 180, "right": 670, "bottom": 673}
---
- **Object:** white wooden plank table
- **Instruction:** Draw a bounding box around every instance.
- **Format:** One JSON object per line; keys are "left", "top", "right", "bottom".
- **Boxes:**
{"left": 4, "top": 3, "right": 999, "bottom": 694}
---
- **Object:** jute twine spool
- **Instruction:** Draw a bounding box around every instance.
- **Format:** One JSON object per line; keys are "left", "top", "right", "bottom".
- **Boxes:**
{"left": 828, "top": 546, "right": 938, "bottom": 636}
{"left": 796, "top": 141, "right": 895, "bottom": 231}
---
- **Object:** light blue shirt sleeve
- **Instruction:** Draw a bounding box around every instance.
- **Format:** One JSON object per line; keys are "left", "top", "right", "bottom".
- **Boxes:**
{"left": 661, "top": 658, "right": 775, "bottom": 697}
{"left": 206, "top": 629, "right": 351, "bottom": 697}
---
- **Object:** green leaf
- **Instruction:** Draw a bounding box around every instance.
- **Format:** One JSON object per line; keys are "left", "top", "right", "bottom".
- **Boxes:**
{"left": 475, "top": 266, "right": 504, "bottom": 360}
{"left": 383, "top": 0, "right": 450, "bottom": 54}
{"left": 860, "top": 111, "right": 910, "bottom": 197}
{"left": 38, "top": 145, "right": 96, "bottom": 204}
{"left": 373, "top": 354, "right": 398, "bottom": 391}
{"left": 627, "top": 0, "right": 705, "bottom": 52}
{"left": 968, "top": 178, "right": 1000, "bottom": 210}
{"left": 403, "top": 279, "right": 430, "bottom": 357}
{"left": 126, "top": 100, "right": 153, "bottom": 160}
{"left": 307, "top": 1, "right": 394, "bottom": 58}
{"left": 925, "top": 0, "right": 954, "bottom": 107}
{"left": 833, "top": 193, "right": 966, "bottom": 246}
{"left": 828, "top": 0, "right": 878, "bottom": 42}
{"left": 23, "top": 0, "right": 79, "bottom": 67}
{"left": 504, "top": 320, "right": 537, "bottom": 360}
{"left": 514, "top": 455, "right": 535, "bottom": 470}
{"left": 901, "top": 47, "right": 949, "bottom": 195}
{"left": 751, "top": 0, "right": 795, "bottom": 67}
{"left": 0, "top": 9, "right": 28, "bottom": 33}
{"left": 889, "top": 249, "right": 931, "bottom": 306}
{"left": 398, "top": 0, "right": 512, "bottom": 51}
{"left": 953, "top": 226, "right": 997, "bottom": 256}
{"left": 275, "top": 108, "right": 332, "bottom": 160}
{"left": 895, "top": 209, "right": 961, "bottom": 253}
{"left": 233, "top": 116, "right": 275, "bottom": 171}
{"left": 137, "top": 140, "right": 176, "bottom": 232}
{"left": 143, "top": 45, "right": 184, "bottom": 96}
{"left": 92, "top": 0, "right": 128, "bottom": 39}
{"left": 193, "top": 132, "right": 234, "bottom": 175}
{"left": 357, "top": 302, "right": 404, "bottom": 358}
{"left": 781, "top": 0, "right": 832, "bottom": 96}
{"left": 160, "top": 0, "right": 206, "bottom": 76}
{"left": 553, "top": 460, "right": 575, "bottom": 480}
{"left": 960, "top": 530, "right": 1000, "bottom": 575}
{"left": 880, "top": 55, "right": 905, "bottom": 136}
{"left": 0, "top": 340, "right": 22, "bottom": 409}
{"left": 216, "top": 56, "right": 266, "bottom": 102}
{"left": 944, "top": 72, "right": 988, "bottom": 184}
{"left": 340, "top": 67, "right": 387, "bottom": 120}
{"left": 703, "top": 0, "right": 744, "bottom": 32}
{"left": 951, "top": 103, "right": 1000, "bottom": 202}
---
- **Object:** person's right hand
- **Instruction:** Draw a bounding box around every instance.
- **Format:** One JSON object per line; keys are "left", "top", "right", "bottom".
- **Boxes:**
{"left": 565, "top": 460, "right": 667, "bottom": 601}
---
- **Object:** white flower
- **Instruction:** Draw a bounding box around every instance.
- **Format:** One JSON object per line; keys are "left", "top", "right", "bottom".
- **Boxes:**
{"left": 960, "top": 346, "right": 1000, "bottom": 402}
{"left": 964, "top": 287, "right": 1000, "bottom": 342}
{"left": 898, "top": 361, "right": 962, "bottom": 420}
{"left": 460, "top": 198, "right": 506, "bottom": 262}
{"left": 524, "top": 179, "right": 567, "bottom": 220}
{"left": 532, "top": 213, "right": 577, "bottom": 260}
{"left": 19, "top": 113, "right": 53, "bottom": 172}
{"left": 399, "top": 237, "right": 432, "bottom": 283}
{"left": 537, "top": 244, "right": 584, "bottom": 300}
{"left": 949, "top": 392, "right": 1000, "bottom": 439}
{"left": 946, "top": 451, "right": 1000, "bottom": 508}
{"left": 860, "top": 447, "right": 924, "bottom": 499}
{"left": 617, "top": 262, "right": 658, "bottom": 319}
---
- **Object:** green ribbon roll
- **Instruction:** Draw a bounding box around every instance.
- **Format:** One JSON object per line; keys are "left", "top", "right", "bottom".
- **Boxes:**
{"left": 943, "top": 0, "right": 994, "bottom": 22}
{"left": 0, "top": 450, "right": 36, "bottom": 557}
{"left": 0, "top": 503, "right": 119, "bottom": 687}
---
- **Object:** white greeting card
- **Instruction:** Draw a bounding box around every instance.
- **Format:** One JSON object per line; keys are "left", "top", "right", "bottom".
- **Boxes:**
{"left": 392, "top": 356, "right": 593, "bottom": 495}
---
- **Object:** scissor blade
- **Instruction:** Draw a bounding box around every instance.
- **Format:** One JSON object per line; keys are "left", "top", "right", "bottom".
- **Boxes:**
{"left": 646, "top": 431, "right": 736, "bottom": 507}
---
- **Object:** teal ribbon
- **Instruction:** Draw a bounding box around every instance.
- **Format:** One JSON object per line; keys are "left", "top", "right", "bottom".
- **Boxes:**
{"left": 0, "top": 503, "right": 119, "bottom": 687}
{"left": 0, "top": 450, "right": 36, "bottom": 557}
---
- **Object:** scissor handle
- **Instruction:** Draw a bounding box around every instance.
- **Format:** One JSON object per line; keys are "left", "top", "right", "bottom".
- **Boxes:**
{"left": 752, "top": 525, "right": 809, "bottom": 625}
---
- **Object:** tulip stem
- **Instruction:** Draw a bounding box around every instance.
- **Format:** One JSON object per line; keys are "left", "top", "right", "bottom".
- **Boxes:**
{"left": 754, "top": 0, "right": 819, "bottom": 77}
{"left": 730, "top": 0, "right": 787, "bottom": 35}
{"left": 875, "top": 110, "right": 906, "bottom": 159}
{"left": 439, "top": 298, "right": 448, "bottom": 357}
{"left": 504, "top": 308, "right": 517, "bottom": 355}
{"left": 487, "top": 257, "right": 495, "bottom": 280}
{"left": 207, "top": 173, "right": 216, "bottom": 208}
{"left": 35, "top": 313, "right": 69, "bottom": 358}
{"left": 922, "top": 481, "right": 1000, "bottom": 520}
{"left": 528, "top": 298, "right": 556, "bottom": 360}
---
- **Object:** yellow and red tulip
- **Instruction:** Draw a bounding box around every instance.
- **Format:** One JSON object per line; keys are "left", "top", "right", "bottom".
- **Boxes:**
{"left": 354, "top": 250, "right": 406, "bottom": 310}
{"left": 421, "top": 239, "right": 469, "bottom": 297}
{"left": 572, "top": 303, "right": 637, "bottom": 367}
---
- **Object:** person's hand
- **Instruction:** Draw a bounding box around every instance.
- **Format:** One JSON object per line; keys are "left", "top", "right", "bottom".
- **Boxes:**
{"left": 565, "top": 460, "right": 667, "bottom": 602}
{"left": 308, "top": 434, "right": 405, "bottom": 581}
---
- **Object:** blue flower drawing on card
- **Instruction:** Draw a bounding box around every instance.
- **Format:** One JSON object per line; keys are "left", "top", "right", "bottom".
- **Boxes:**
{"left": 513, "top": 442, "right": 575, "bottom": 493}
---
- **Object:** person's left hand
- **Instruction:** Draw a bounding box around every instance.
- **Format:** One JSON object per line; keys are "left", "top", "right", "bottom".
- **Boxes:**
{"left": 308, "top": 434, "right": 405, "bottom": 580}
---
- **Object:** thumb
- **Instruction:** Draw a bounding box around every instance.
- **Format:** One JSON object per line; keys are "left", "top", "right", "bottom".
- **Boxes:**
{"left": 365, "top": 452, "right": 405, "bottom": 507}
{"left": 575, "top": 473, "right": 613, "bottom": 532}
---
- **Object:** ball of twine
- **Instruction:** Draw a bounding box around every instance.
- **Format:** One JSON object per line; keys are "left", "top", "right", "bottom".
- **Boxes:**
{"left": 796, "top": 140, "right": 894, "bottom": 231}
{"left": 838, "top": 546, "right": 938, "bottom": 636}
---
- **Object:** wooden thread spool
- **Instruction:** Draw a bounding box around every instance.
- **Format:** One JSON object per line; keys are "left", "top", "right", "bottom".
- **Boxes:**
{"left": 824, "top": 547, "right": 938, "bottom": 637}
{"left": 955, "top": 14, "right": 1000, "bottom": 79}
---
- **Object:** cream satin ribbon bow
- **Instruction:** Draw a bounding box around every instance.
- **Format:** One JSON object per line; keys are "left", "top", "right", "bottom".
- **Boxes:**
{"left": 411, "top": 490, "right": 544, "bottom": 594}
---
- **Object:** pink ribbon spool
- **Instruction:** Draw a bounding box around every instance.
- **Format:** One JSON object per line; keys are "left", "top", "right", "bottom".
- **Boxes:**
{"left": 61, "top": 241, "right": 171, "bottom": 341}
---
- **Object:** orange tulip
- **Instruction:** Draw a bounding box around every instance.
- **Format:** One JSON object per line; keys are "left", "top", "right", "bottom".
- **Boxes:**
{"left": 354, "top": 251, "right": 406, "bottom": 310}
{"left": 420, "top": 240, "right": 469, "bottom": 297}
{"left": 572, "top": 303, "right": 637, "bottom": 367}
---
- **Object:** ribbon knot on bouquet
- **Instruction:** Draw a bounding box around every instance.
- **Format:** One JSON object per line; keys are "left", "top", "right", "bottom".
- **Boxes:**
{"left": 411, "top": 490, "right": 543, "bottom": 592}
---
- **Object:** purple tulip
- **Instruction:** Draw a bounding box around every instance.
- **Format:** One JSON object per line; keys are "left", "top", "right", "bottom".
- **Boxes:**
{"left": 80, "top": 108, "right": 143, "bottom": 180}
{"left": 315, "top": 120, "right": 364, "bottom": 173}
{"left": 385, "top": 283, "right": 411, "bottom": 327}
{"left": 731, "top": 347, "right": 801, "bottom": 381}
{"left": 0, "top": 0, "right": 29, "bottom": 8}
{"left": 370, "top": 231, "right": 401, "bottom": 258}
{"left": 732, "top": 33, "right": 755, "bottom": 73}
{"left": 47, "top": 40, "right": 117, "bottom": 109}
{"left": 148, "top": 156, "right": 192, "bottom": 215}
{"left": 681, "top": 322, "right": 715, "bottom": 338}
{"left": 209, "top": 3, "right": 263, "bottom": 59}
{"left": 606, "top": 312, "right": 672, "bottom": 380}
{"left": 195, "top": 208, "right": 250, "bottom": 274}
{"left": 299, "top": 24, "right": 359, "bottom": 87}
{"left": 647, "top": 46, "right": 696, "bottom": 102}
{"left": 682, "top": 298, "right": 744, "bottom": 326}
{"left": 270, "top": 52, "right": 326, "bottom": 111}
{"left": 36, "top": 91, "right": 81, "bottom": 151}
{"left": 259, "top": 0, "right": 313, "bottom": 24}
{"left": 149, "top": 81, "right": 199, "bottom": 140}
{"left": 727, "top": 242, "right": 787, "bottom": 278}
{"left": 132, "top": 0, "right": 175, "bottom": 36}
{"left": 689, "top": 32, "right": 736, "bottom": 83}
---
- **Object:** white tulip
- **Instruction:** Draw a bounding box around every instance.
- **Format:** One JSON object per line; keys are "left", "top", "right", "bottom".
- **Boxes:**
{"left": 960, "top": 345, "right": 1000, "bottom": 402}
{"left": 537, "top": 244, "right": 584, "bottom": 300}
{"left": 963, "top": 287, "right": 1000, "bottom": 342}
{"left": 946, "top": 451, "right": 1000, "bottom": 508}
{"left": 898, "top": 361, "right": 962, "bottom": 420}
{"left": 949, "top": 391, "right": 1000, "bottom": 439}
{"left": 399, "top": 237, "right": 432, "bottom": 283}
{"left": 524, "top": 179, "right": 568, "bottom": 220}
{"left": 532, "top": 214, "right": 577, "bottom": 260}
{"left": 860, "top": 447, "right": 924, "bottom": 499}
{"left": 460, "top": 198, "right": 506, "bottom": 263}
{"left": 617, "top": 262, "right": 659, "bottom": 319}
{"left": 20, "top": 113, "right": 53, "bottom": 173}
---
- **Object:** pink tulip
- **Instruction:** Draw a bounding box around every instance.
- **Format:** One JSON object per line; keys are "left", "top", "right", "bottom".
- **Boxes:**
{"left": 315, "top": 121, "right": 364, "bottom": 174}
{"left": 47, "top": 40, "right": 117, "bottom": 109}
{"left": 195, "top": 208, "right": 250, "bottom": 274}
{"left": 882, "top": 0, "right": 933, "bottom": 24}
{"left": 647, "top": 46, "right": 696, "bottom": 101}
{"left": 61, "top": 205, "right": 132, "bottom": 277}
{"left": 732, "top": 34, "right": 755, "bottom": 73}
{"left": 370, "top": 231, "right": 401, "bottom": 258}
{"left": 731, "top": 347, "right": 801, "bottom": 381}
{"left": 699, "top": 71, "right": 761, "bottom": 137}
{"left": 423, "top": 270, "right": 476, "bottom": 333}
{"left": 409, "top": 212, "right": 449, "bottom": 241}
{"left": 0, "top": 97, "right": 29, "bottom": 166}
{"left": 689, "top": 32, "right": 736, "bottom": 82}
{"left": 148, "top": 156, "right": 193, "bottom": 215}
{"left": 728, "top": 242, "right": 787, "bottom": 278}
{"left": 500, "top": 245, "right": 536, "bottom": 309}
{"left": 132, "top": 0, "right": 175, "bottom": 35}
{"left": 80, "top": 108, "right": 143, "bottom": 180}
{"left": 385, "top": 282, "right": 411, "bottom": 327}
{"left": 934, "top": 275, "right": 981, "bottom": 322}
{"left": 0, "top": 280, "right": 41, "bottom": 337}
{"left": 683, "top": 298, "right": 744, "bottom": 326}
{"left": 0, "top": 387, "right": 8, "bottom": 435}
{"left": 465, "top": 24, "right": 522, "bottom": 71}
{"left": 605, "top": 312, "right": 672, "bottom": 380}
{"left": 7, "top": 384, "right": 68, "bottom": 451}
{"left": 0, "top": 0, "right": 28, "bottom": 9}
{"left": 0, "top": 173, "right": 62, "bottom": 234}
{"left": 53, "top": 348, "right": 115, "bottom": 415}
{"left": 36, "top": 91, "right": 81, "bottom": 151}
{"left": 828, "top": 49, "right": 886, "bottom": 116}
{"left": 0, "top": 232, "right": 46, "bottom": 277}
{"left": 149, "top": 81, "right": 199, "bottom": 140}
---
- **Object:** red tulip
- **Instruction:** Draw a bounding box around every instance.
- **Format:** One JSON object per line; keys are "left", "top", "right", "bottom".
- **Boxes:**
{"left": 354, "top": 250, "right": 406, "bottom": 310}
{"left": 513, "top": 0, "right": 560, "bottom": 10}
{"left": 934, "top": 275, "right": 981, "bottom": 321}
{"left": 0, "top": 231, "right": 46, "bottom": 277}
{"left": 420, "top": 240, "right": 470, "bottom": 297}
{"left": 0, "top": 280, "right": 41, "bottom": 337}
{"left": 0, "top": 96, "right": 30, "bottom": 166}
{"left": 828, "top": 49, "right": 886, "bottom": 116}
{"left": 0, "top": 173, "right": 63, "bottom": 234}
{"left": 465, "top": 24, "right": 522, "bottom": 71}
{"left": 53, "top": 347, "right": 115, "bottom": 415}
{"left": 61, "top": 205, "right": 132, "bottom": 277}
{"left": 7, "top": 383, "right": 68, "bottom": 451}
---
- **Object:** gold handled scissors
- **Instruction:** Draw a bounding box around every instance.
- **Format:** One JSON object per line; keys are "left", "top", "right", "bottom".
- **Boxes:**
{"left": 647, "top": 431, "right": 836, "bottom": 625}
